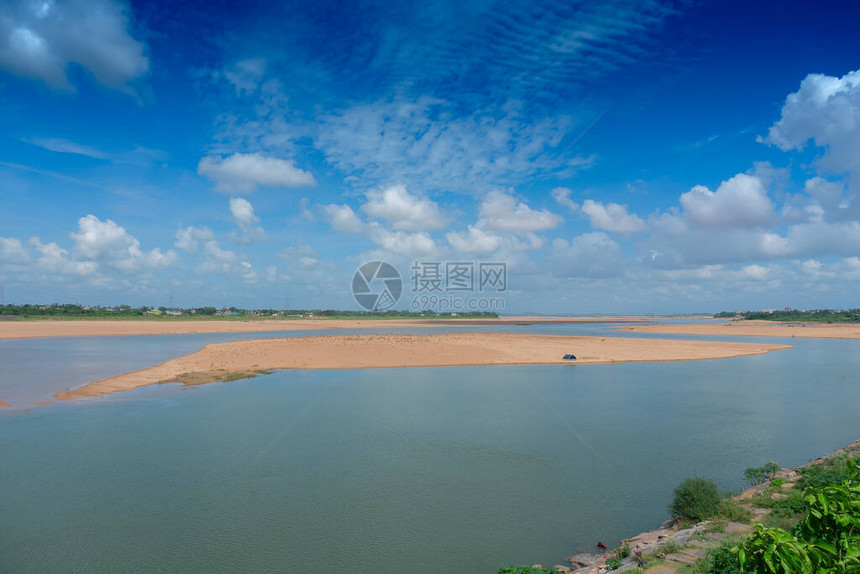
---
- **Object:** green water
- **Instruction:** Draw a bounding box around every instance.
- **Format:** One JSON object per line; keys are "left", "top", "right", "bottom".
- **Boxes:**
{"left": 1, "top": 336, "right": 859, "bottom": 572}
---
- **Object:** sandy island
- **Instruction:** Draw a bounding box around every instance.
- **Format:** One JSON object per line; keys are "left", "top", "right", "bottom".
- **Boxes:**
{"left": 0, "top": 316, "right": 650, "bottom": 341}
{"left": 616, "top": 320, "right": 860, "bottom": 339}
{"left": 53, "top": 333, "right": 790, "bottom": 401}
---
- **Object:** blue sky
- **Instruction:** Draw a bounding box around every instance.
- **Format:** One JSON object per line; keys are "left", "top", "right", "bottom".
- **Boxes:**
{"left": 1, "top": 0, "right": 860, "bottom": 313}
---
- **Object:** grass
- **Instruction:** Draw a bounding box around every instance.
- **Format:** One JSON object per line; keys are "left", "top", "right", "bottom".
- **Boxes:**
{"left": 714, "top": 500, "right": 752, "bottom": 523}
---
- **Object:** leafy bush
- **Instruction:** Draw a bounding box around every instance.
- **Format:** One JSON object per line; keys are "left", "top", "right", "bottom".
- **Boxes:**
{"left": 497, "top": 566, "right": 556, "bottom": 574}
{"left": 736, "top": 459, "right": 860, "bottom": 573}
{"left": 796, "top": 454, "right": 855, "bottom": 490}
{"left": 744, "top": 462, "right": 780, "bottom": 486}
{"left": 670, "top": 477, "right": 722, "bottom": 522}
{"left": 690, "top": 540, "right": 743, "bottom": 574}
{"left": 769, "top": 492, "right": 807, "bottom": 518}
{"left": 714, "top": 500, "right": 751, "bottom": 523}
{"left": 616, "top": 541, "right": 631, "bottom": 559}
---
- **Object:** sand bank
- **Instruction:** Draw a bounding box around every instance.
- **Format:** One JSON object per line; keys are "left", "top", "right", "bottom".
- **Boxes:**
{"left": 53, "top": 333, "right": 790, "bottom": 401}
{"left": 0, "top": 316, "right": 645, "bottom": 341}
{"left": 616, "top": 320, "right": 860, "bottom": 339}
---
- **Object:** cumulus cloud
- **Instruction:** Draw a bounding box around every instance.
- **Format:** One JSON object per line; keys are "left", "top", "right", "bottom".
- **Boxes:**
{"left": 198, "top": 153, "right": 316, "bottom": 193}
{"left": 581, "top": 199, "right": 646, "bottom": 233}
{"left": 30, "top": 237, "right": 97, "bottom": 275}
{"left": 0, "top": 0, "right": 149, "bottom": 92}
{"left": 362, "top": 185, "right": 446, "bottom": 230}
{"left": 552, "top": 187, "right": 579, "bottom": 211}
{"left": 0, "top": 237, "right": 30, "bottom": 263}
{"left": 479, "top": 190, "right": 562, "bottom": 233}
{"left": 69, "top": 214, "right": 178, "bottom": 272}
{"left": 446, "top": 226, "right": 504, "bottom": 254}
{"left": 174, "top": 226, "right": 214, "bottom": 254}
{"left": 229, "top": 197, "right": 265, "bottom": 244}
{"left": 366, "top": 223, "right": 438, "bottom": 258}
{"left": 679, "top": 173, "right": 774, "bottom": 228}
{"left": 548, "top": 232, "right": 624, "bottom": 278}
{"left": 320, "top": 204, "right": 365, "bottom": 234}
{"left": 763, "top": 70, "right": 860, "bottom": 176}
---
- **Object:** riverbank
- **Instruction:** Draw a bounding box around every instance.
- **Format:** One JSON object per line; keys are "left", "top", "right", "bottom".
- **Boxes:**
{"left": 551, "top": 438, "right": 860, "bottom": 573}
{"left": 52, "top": 333, "right": 790, "bottom": 401}
{"left": 0, "top": 316, "right": 647, "bottom": 340}
{"left": 615, "top": 320, "right": 860, "bottom": 339}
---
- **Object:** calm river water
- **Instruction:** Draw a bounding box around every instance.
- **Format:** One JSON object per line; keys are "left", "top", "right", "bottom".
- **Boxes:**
{"left": 1, "top": 325, "right": 858, "bottom": 572}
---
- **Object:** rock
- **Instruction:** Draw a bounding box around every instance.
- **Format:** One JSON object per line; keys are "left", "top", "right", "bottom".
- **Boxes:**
{"left": 596, "top": 541, "right": 608, "bottom": 549}
{"left": 665, "top": 552, "right": 698, "bottom": 564}
{"left": 566, "top": 553, "right": 600, "bottom": 567}
{"left": 553, "top": 566, "right": 571, "bottom": 573}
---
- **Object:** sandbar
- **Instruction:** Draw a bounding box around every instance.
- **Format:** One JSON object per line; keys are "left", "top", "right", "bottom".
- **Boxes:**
{"left": 615, "top": 320, "right": 860, "bottom": 339}
{"left": 53, "top": 333, "right": 791, "bottom": 401}
{"left": 0, "top": 316, "right": 646, "bottom": 341}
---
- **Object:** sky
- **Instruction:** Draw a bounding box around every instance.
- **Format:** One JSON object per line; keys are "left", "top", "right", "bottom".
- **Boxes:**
{"left": 1, "top": 0, "right": 859, "bottom": 314}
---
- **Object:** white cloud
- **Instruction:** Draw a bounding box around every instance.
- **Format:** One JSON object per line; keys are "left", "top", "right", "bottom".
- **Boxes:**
{"left": 362, "top": 185, "right": 446, "bottom": 230}
{"left": 229, "top": 197, "right": 265, "bottom": 244}
{"left": 446, "top": 226, "right": 503, "bottom": 254}
{"left": 366, "top": 223, "right": 438, "bottom": 258}
{"left": 202, "top": 240, "right": 239, "bottom": 265}
{"left": 198, "top": 153, "right": 316, "bottom": 193}
{"left": 0, "top": 0, "right": 149, "bottom": 92}
{"left": 0, "top": 237, "right": 30, "bottom": 263}
{"left": 548, "top": 232, "right": 624, "bottom": 278}
{"left": 69, "top": 215, "right": 178, "bottom": 272}
{"left": 764, "top": 70, "right": 860, "bottom": 177}
{"left": 29, "top": 237, "right": 97, "bottom": 275}
{"left": 314, "top": 97, "right": 591, "bottom": 192}
{"left": 551, "top": 187, "right": 579, "bottom": 211}
{"left": 679, "top": 173, "right": 774, "bottom": 228}
{"left": 223, "top": 58, "right": 266, "bottom": 96}
{"left": 23, "top": 137, "right": 108, "bottom": 159}
{"left": 580, "top": 199, "right": 645, "bottom": 233}
{"left": 479, "top": 190, "right": 562, "bottom": 233}
{"left": 320, "top": 204, "right": 365, "bottom": 234}
{"left": 175, "top": 226, "right": 214, "bottom": 254}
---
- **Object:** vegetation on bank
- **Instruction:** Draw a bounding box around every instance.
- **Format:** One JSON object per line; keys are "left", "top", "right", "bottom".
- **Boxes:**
{"left": 715, "top": 309, "right": 860, "bottom": 323}
{"left": 499, "top": 449, "right": 859, "bottom": 573}
{"left": 690, "top": 458, "right": 860, "bottom": 574}
{"left": 0, "top": 303, "right": 497, "bottom": 320}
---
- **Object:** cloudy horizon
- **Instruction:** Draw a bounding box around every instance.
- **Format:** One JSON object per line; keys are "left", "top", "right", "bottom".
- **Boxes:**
{"left": 1, "top": 0, "right": 859, "bottom": 314}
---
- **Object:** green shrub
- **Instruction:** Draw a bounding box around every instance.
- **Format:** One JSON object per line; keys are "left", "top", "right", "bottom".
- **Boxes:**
{"left": 670, "top": 477, "right": 722, "bottom": 522}
{"left": 769, "top": 491, "right": 807, "bottom": 518}
{"left": 737, "top": 460, "right": 860, "bottom": 573}
{"left": 744, "top": 462, "right": 780, "bottom": 486}
{"left": 796, "top": 454, "right": 855, "bottom": 490}
{"left": 616, "top": 541, "right": 631, "bottom": 559}
{"left": 690, "top": 540, "right": 743, "bottom": 574}
{"left": 714, "top": 500, "right": 751, "bottom": 523}
{"left": 497, "top": 566, "right": 556, "bottom": 574}
{"left": 769, "top": 477, "right": 785, "bottom": 489}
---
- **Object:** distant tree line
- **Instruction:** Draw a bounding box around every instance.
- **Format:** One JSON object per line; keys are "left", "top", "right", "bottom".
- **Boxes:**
{"left": 0, "top": 304, "right": 497, "bottom": 319}
{"left": 715, "top": 309, "right": 860, "bottom": 323}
